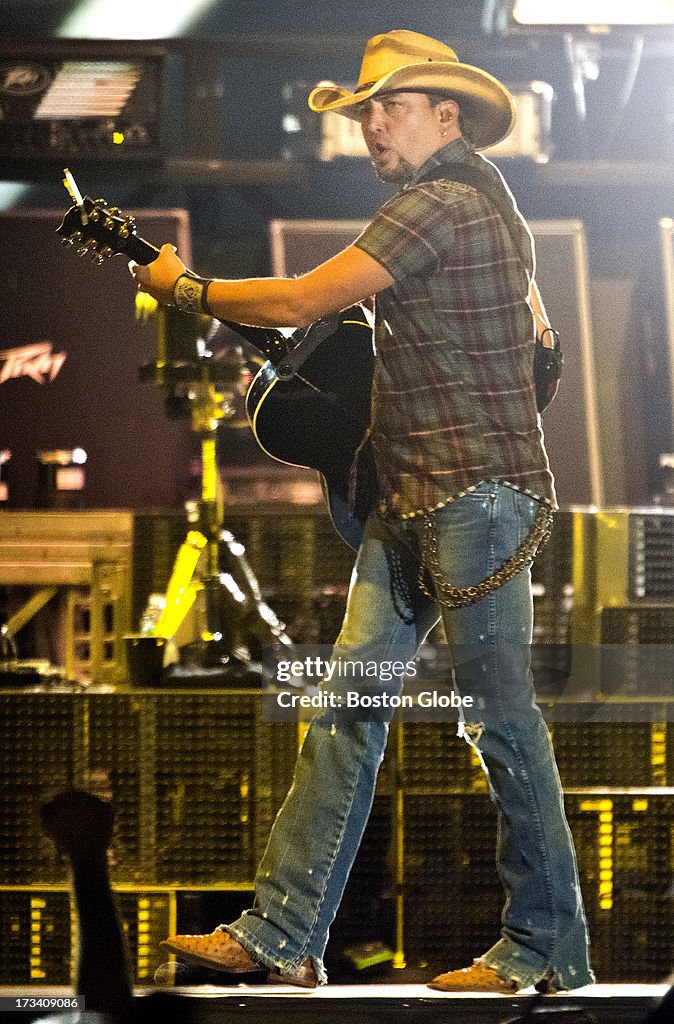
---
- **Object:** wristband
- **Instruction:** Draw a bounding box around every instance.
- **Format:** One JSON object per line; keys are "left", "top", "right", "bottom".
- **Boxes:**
{"left": 173, "top": 273, "right": 213, "bottom": 315}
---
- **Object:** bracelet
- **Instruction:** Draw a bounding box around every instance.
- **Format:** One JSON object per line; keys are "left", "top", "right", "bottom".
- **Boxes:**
{"left": 173, "top": 273, "right": 213, "bottom": 315}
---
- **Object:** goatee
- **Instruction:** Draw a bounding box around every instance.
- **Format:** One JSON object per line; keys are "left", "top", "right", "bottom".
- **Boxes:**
{"left": 373, "top": 156, "right": 417, "bottom": 184}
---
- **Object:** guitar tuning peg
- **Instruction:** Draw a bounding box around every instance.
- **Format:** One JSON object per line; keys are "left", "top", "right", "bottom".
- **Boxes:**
{"left": 88, "top": 240, "right": 99, "bottom": 252}
{"left": 100, "top": 246, "right": 114, "bottom": 259}
{"left": 76, "top": 247, "right": 89, "bottom": 257}
{"left": 72, "top": 230, "right": 83, "bottom": 243}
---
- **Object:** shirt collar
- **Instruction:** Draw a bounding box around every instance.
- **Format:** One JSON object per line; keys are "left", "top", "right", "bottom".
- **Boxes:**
{"left": 404, "top": 137, "right": 472, "bottom": 189}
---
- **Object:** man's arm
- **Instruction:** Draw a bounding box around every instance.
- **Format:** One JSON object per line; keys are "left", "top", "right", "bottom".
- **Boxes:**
{"left": 131, "top": 243, "right": 394, "bottom": 327}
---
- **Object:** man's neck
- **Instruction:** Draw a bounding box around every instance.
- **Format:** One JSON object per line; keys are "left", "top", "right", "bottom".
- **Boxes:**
{"left": 405, "top": 135, "right": 470, "bottom": 186}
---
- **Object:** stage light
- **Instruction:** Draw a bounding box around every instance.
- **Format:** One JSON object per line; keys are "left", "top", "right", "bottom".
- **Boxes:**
{"left": 513, "top": 0, "right": 674, "bottom": 26}
{"left": 0, "top": 184, "right": 29, "bottom": 210}
{"left": 57, "top": 0, "right": 218, "bottom": 39}
{"left": 484, "top": 0, "right": 674, "bottom": 32}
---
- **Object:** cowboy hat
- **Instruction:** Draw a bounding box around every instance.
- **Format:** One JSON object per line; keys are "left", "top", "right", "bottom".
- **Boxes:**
{"left": 308, "top": 30, "right": 515, "bottom": 151}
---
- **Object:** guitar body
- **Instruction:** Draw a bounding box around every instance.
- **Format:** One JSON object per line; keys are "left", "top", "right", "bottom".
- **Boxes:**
{"left": 245, "top": 310, "right": 377, "bottom": 551}
{"left": 57, "top": 192, "right": 378, "bottom": 550}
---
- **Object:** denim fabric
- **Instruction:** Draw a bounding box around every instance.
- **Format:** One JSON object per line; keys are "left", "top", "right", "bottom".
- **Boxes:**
{"left": 225, "top": 482, "right": 594, "bottom": 989}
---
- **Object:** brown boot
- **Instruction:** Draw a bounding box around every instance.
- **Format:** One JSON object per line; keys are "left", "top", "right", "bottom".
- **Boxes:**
{"left": 428, "top": 961, "right": 518, "bottom": 993}
{"left": 161, "top": 931, "right": 319, "bottom": 988}
{"left": 160, "top": 930, "right": 262, "bottom": 973}
{"left": 267, "top": 959, "right": 318, "bottom": 989}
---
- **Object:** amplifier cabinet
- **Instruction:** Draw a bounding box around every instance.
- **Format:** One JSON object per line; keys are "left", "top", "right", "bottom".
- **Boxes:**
{"left": 270, "top": 218, "right": 603, "bottom": 507}
{"left": 0, "top": 887, "right": 172, "bottom": 986}
{"left": 571, "top": 507, "right": 674, "bottom": 643}
{"left": 337, "top": 790, "right": 674, "bottom": 982}
{"left": 0, "top": 209, "right": 195, "bottom": 510}
{"left": 0, "top": 689, "right": 297, "bottom": 888}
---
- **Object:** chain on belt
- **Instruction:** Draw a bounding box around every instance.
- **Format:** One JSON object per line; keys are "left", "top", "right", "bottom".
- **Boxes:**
{"left": 417, "top": 502, "right": 555, "bottom": 610}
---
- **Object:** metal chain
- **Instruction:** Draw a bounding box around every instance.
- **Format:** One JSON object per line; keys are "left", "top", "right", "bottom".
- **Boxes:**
{"left": 417, "top": 503, "right": 555, "bottom": 609}
{"left": 387, "top": 549, "right": 416, "bottom": 625}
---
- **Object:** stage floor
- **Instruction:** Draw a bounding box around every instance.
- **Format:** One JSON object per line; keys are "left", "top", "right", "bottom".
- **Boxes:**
{"left": 2, "top": 984, "right": 669, "bottom": 1023}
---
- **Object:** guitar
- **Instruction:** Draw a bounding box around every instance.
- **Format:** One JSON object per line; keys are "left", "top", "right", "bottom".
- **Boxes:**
{"left": 57, "top": 189, "right": 378, "bottom": 551}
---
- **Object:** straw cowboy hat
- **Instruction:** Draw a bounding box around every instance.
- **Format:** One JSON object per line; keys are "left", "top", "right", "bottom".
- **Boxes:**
{"left": 308, "top": 29, "right": 515, "bottom": 151}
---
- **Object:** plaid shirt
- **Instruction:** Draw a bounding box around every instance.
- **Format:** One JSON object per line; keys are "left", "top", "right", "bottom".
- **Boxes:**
{"left": 354, "top": 137, "right": 556, "bottom": 516}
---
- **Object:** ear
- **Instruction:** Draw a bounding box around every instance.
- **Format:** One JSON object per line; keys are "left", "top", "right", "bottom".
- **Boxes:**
{"left": 435, "top": 97, "right": 460, "bottom": 125}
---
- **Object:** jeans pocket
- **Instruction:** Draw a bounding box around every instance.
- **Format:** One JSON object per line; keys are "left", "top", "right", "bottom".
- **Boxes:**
{"left": 514, "top": 493, "right": 544, "bottom": 546}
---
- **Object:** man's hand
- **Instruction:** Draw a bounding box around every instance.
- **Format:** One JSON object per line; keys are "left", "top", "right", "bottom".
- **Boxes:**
{"left": 129, "top": 243, "right": 187, "bottom": 305}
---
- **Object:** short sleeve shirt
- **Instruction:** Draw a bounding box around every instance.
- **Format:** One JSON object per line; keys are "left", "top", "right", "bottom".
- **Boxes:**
{"left": 353, "top": 137, "right": 556, "bottom": 516}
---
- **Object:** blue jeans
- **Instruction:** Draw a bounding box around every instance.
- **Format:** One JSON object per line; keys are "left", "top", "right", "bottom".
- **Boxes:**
{"left": 225, "top": 482, "right": 594, "bottom": 988}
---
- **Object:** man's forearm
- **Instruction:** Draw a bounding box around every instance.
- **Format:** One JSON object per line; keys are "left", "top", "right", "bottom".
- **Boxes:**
{"left": 204, "top": 275, "right": 316, "bottom": 327}
{"left": 131, "top": 242, "right": 394, "bottom": 327}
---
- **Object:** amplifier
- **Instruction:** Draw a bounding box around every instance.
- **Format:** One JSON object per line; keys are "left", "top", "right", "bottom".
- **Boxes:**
{"left": 572, "top": 507, "right": 674, "bottom": 642}
{"left": 0, "top": 888, "right": 171, "bottom": 986}
{"left": 283, "top": 82, "right": 553, "bottom": 163}
{"left": 0, "top": 689, "right": 297, "bottom": 888}
{"left": 0, "top": 209, "right": 194, "bottom": 510}
{"left": 335, "top": 790, "right": 674, "bottom": 981}
{"left": 269, "top": 217, "right": 604, "bottom": 506}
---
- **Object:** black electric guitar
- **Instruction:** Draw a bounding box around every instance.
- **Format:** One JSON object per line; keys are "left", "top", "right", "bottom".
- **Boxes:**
{"left": 57, "top": 190, "right": 377, "bottom": 550}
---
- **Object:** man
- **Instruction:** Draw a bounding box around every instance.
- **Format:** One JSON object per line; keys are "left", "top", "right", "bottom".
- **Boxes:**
{"left": 132, "top": 30, "right": 594, "bottom": 994}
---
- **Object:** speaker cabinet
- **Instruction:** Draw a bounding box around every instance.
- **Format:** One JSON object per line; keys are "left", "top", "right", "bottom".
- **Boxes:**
{"left": 270, "top": 217, "right": 603, "bottom": 506}
{"left": 0, "top": 209, "right": 195, "bottom": 509}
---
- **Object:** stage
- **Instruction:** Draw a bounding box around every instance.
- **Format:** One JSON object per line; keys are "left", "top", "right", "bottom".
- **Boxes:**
{"left": 1, "top": 984, "right": 670, "bottom": 1024}
{"left": 162, "top": 982, "right": 671, "bottom": 1022}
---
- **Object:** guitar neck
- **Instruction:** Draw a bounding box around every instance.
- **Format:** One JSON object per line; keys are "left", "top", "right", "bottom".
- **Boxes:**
{"left": 127, "top": 233, "right": 289, "bottom": 359}
{"left": 126, "top": 234, "right": 161, "bottom": 264}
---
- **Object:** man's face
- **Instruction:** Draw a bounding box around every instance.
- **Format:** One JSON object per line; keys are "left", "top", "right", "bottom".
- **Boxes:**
{"left": 355, "top": 91, "right": 458, "bottom": 183}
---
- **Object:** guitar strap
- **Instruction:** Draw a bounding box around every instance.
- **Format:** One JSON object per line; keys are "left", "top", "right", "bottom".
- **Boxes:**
{"left": 274, "top": 312, "right": 351, "bottom": 380}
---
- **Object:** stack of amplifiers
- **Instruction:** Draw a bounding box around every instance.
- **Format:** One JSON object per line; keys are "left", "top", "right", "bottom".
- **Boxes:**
{"left": 4, "top": 504, "right": 674, "bottom": 983}
{"left": 0, "top": 689, "right": 296, "bottom": 984}
{"left": 341, "top": 789, "right": 674, "bottom": 982}
{"left": 571, "top": 505, "right": 674, "bottom": 646}
{"left": 3, "top": 688, "right": 674, "bottom": 984}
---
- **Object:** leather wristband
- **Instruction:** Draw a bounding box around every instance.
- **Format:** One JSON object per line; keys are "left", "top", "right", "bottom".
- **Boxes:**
{"left": 173, "top": 273, "right": 213, "bottom": 315}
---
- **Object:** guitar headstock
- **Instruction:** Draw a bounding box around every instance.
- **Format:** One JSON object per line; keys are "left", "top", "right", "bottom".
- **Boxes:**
{"left": 57, "top": 196, "right": 138, "bottom": 264}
